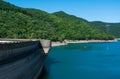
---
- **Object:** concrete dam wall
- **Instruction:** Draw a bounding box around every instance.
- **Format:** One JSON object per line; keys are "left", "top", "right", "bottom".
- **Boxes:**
{"left": 0, "top": 40, "right": 51, "bottom": 79}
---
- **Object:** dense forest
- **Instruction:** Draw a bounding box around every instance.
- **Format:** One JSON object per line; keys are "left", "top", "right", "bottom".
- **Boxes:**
{"left": 91, "top": 21, "right": 120, "bottom": 38}
{"left": 0, "top": 0, "right": 115, "bottom": 41}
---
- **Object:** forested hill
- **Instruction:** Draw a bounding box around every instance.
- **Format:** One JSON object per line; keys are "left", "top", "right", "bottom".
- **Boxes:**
{"left": 0, "top": 0, "right": 114, "bottom": 41}
{"left": 52, "top": 11, "right": 114, "bottom": 40}
{"left": 91, "top": 21, "right": 120, "bottom": 38}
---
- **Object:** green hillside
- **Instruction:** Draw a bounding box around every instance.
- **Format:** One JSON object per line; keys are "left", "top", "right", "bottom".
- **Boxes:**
{"left": 0, "top": 0, "right": 114, "bottom": 41}
{"left": 0, "top": 0, "right": 62, "bottom": 40}
{"left": 52, "top": 11, "right": 114, "bottom": 40}
{"left": 91, "top": 21, "right": 120, "bottom": 38}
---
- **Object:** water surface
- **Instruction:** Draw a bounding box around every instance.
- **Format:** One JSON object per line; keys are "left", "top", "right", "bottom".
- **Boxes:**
{"left": 43, "top": 41, "right": 120, "bottom": 79}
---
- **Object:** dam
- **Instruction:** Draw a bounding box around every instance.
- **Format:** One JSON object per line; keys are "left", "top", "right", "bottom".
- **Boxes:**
{"left": 0, "top": 39, "right": 51, "bottom": 79}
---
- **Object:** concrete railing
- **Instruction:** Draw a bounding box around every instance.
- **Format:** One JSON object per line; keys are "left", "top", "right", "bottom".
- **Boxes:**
{"left": 0, "top": 39, "right": 51, "bottom": 54}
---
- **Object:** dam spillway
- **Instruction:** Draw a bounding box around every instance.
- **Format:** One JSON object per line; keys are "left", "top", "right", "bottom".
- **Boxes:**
{"left": 0, "top": 39, "right": 51, "bottom": 79}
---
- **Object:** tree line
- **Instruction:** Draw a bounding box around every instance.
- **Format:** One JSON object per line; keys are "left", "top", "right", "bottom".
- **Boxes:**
{"left": 0, "top": 0, "right": 115, "bottom": 41}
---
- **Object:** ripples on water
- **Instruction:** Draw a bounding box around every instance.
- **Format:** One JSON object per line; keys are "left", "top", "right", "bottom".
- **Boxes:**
{"left": 42, "top": 41, "right": 120, "bottom": 79}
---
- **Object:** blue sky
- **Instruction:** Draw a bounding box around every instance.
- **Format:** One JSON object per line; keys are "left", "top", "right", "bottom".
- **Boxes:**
{"left": 4, "top": 0, "right": 120, "bottom": 23}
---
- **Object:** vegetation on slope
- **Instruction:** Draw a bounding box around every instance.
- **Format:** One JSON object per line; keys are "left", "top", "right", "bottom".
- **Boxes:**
{"left": 52, "top": 11, "right": 114, "bottom": 40}
{"left": 0, "top": 0, "right": 114, "bottom": 41}
{"left": 91, "top": 21, "right": 120, "bottom": 38}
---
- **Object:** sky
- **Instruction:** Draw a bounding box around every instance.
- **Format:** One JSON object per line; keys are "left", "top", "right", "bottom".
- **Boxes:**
{"left": 4, "top": 0, "right": 120, "bottom": 23}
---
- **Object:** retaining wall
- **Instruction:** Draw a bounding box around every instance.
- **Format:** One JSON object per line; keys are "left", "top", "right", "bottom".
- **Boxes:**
{"left": 0, "top": 41, "right": 46, "bottom": 79}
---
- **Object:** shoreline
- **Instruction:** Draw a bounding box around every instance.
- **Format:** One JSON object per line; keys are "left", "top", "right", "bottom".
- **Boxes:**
{"left": 52, "top": 39, "right": 117, "bottom": 47}
{"left": 52, "top": 41, "right": 66, "bottom": 47}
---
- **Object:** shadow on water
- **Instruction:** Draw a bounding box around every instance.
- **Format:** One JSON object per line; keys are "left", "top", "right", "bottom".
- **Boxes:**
{"left": 38, "top": 67, "right": 47, "bottom": 79}
{"left": 38, "top": 56, "right": 60, "bottom": 79}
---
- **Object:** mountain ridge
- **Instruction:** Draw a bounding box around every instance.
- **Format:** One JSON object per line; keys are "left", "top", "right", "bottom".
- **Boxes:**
{"left": 0, "top": 0, "right": 115, "bottom": 40}
{"left": 91, "top": 21, "right": 120, "bottom": 37}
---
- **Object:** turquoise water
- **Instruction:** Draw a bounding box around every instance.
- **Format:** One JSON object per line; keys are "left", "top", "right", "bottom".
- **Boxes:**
{"left": 43, "top": 41, "right": 120, "bottom": 79}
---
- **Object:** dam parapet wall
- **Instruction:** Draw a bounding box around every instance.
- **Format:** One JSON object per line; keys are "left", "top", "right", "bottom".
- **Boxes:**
{"left": 0, "top": 39, "right": 51, "bottom": 54}
{"left": 0, "top": 39, "right": 51, "bottom": 79}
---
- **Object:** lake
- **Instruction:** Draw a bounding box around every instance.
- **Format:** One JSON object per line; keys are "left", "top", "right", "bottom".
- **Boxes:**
{"left": 42, "top": 41, "right": 120, "bottom": 79}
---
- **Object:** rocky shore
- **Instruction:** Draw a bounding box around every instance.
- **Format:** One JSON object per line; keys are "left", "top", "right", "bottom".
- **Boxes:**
{"left": 52, "top": 41, "right": 66, "bottom": 47}
{"left": 52, "top": 39, "right": 117, "bottom": 47}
